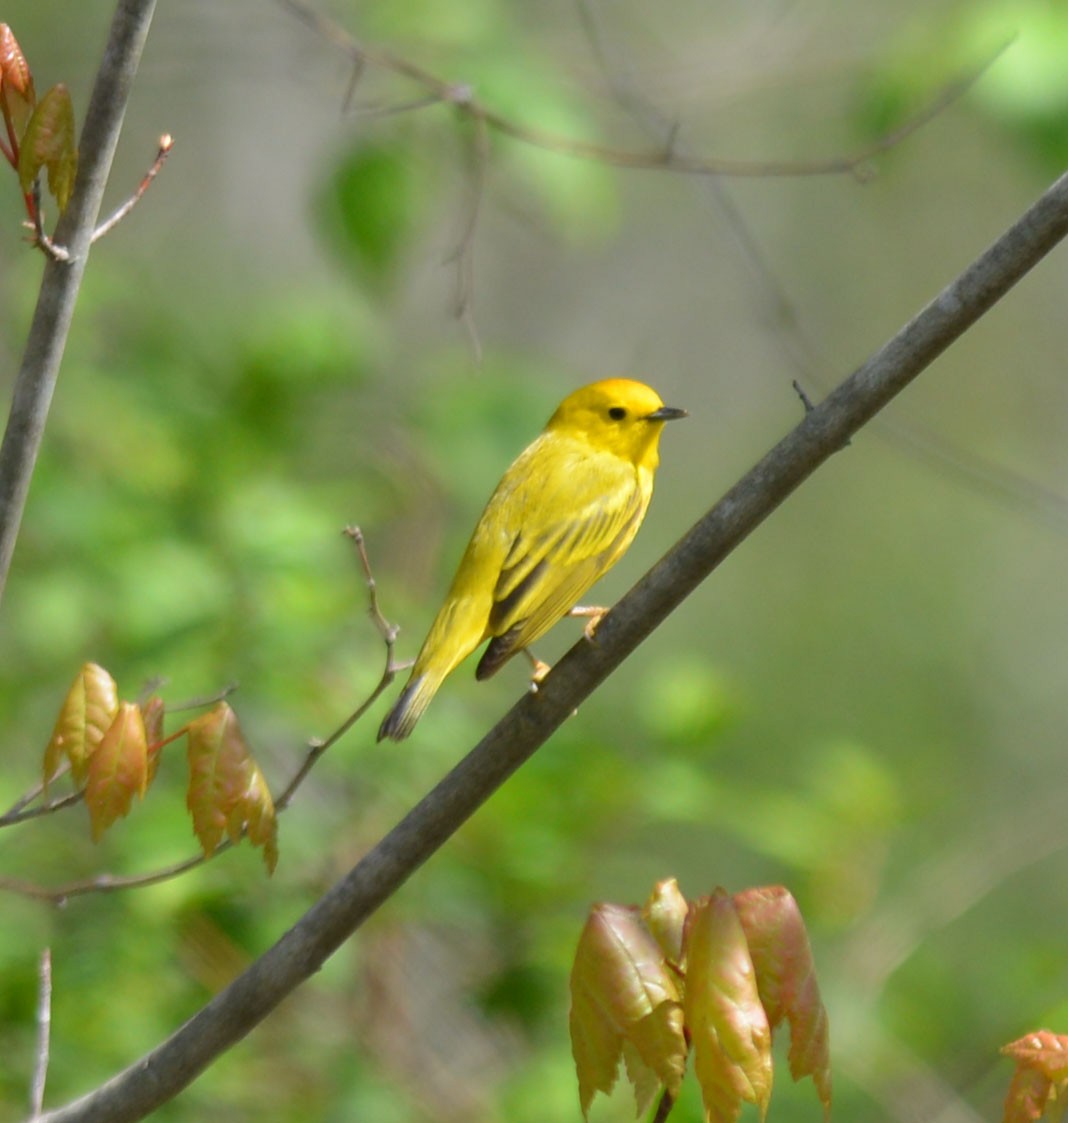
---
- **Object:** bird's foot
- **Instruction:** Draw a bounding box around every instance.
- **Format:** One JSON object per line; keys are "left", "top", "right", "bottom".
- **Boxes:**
{"left": 524, "top": 650, "right": 552, "bottom": 693}
{"left": 569, "top": 604, "right": 608, "bottom": 641}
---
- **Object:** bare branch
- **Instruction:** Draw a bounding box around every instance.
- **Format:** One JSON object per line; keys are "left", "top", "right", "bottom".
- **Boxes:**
{"left": 278, "top": 0, "right": 988, "bottom": 180}
{"left": 91, "top": 134, "right": 173, "bottom": 242}
{"left": 343, "top": 524, "right": 404, "bottom": 654}
{"left": 574, "top": 0, "right": 1068, "bottom": 531}
{"left": 0, "top": 857, "right": 209, "bottom": 903}
{"left": 0, "top": 788, "right": 83, "bottom": 830}
{"left": 273, "top": 527, "right": 407, "bottom": 811}
{"left": 29, "top": 948, "right": 52, "bottom": 1118}
{"left": 34, "top": 161, "right": 1068, "bottom": 1123}
{"left": 446, "top": 108, "right": 490, "bottom": 363}
{"left": 0, "top": 0, "right": 159, "bottom": 608}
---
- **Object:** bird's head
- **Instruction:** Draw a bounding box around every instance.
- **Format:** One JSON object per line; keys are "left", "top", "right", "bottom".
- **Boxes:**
{"left": 546, "top": 379, "right": 687, "bottom": 469}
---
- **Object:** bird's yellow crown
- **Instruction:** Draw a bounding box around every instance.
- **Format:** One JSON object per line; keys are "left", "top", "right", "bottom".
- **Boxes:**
{"left": 545, "top": 378, "right": 685, "bottom": 469}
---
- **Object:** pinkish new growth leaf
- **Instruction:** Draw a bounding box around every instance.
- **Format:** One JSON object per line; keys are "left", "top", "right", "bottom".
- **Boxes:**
{"left": 684, "top": 890, "right": 773, "bottom": 1123}
{"left": 569, "top": 902, "right": 686, "bottom": 1118}
{"left": 569, "top": 882, "right": 831, "bottom": 1122}
{"left": 643, "top": 877, "right": 689, "bottom": 965}
{"left": 0, "top": 23, "right": 35, "bottom": 159}
{"left": 733, "top": 885, "right": 832, "bottom": 1116}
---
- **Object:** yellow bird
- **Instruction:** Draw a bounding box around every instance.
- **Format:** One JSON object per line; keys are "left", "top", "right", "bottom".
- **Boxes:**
{"left": 377, "top": 378, "right": 687, "bottom": 741}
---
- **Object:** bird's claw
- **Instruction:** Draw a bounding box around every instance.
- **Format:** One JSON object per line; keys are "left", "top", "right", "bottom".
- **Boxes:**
{"left": 569, "top": 604, "right": 608, "bottom": 641}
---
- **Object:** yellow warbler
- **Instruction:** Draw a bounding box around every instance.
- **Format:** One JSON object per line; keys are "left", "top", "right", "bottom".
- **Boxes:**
{"left": 377, "top": 378, "right": 686, "bottom": 741}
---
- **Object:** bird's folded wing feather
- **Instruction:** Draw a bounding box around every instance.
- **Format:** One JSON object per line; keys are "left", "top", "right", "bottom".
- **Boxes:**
{"left": 485, "top": 449, "right": 646, "bottom": 656}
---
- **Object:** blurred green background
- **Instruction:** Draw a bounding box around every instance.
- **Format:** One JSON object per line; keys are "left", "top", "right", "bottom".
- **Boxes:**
{"left": 1, "top": 1, "right": 1067, "bottom": 1120}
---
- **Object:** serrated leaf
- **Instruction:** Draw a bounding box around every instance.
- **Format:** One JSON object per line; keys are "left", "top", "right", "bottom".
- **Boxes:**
{"left": 643, "top": 877, "right": 690, "bottom": 965}
{"left": 1002, "top": 1033, "right": 1068, "bottom": 1123}
{"left": 569, "top": 902, "right": 686, "bottom": 1118}
{"left": 733, "top": 886, "right": 832, "bottom": 1116}
{"left": 683, "top": 890, "right": 773, "bottom": 1123}
{"left": 85, "top": 702, "right": 148, "bottom": 841}
{"left": 18, "top": 82, "right": 77, "bottom": 211}
{"left": 186, "top": 703, "right": 278, "bottom": 874}
{"left": 43, "top": 662, "right": 119, "bottom": 788}
{"left": 622, "top": 1036, "right": 664, "bottom": 1118}
{"left": 0, "top": 24, "right": 35, "bottom": 146}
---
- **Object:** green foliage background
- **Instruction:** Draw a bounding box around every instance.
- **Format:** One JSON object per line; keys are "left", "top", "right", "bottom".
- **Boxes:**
{"left": 2, "top": 1, "right": 1068, "bottom": 1120}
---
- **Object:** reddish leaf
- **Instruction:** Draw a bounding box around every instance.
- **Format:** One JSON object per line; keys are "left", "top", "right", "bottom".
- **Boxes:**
{"left": 733, "top": 886, "right": 832, "bottom": 1116}
{"left": 0, "top": 24, "right": 35, "bottom": 150}
{"left": 186, "top": 703, "right": 278, "bottom": 873}
{"left": 1002, "top": 1033, "right": 1068, "bottom": 1123}
{"left": 569, "top": 902, "right": 686, "bottom": 1118}
{"left": 18, "top": 82, "right": 77, "bottom": 211}
{"left": 43, "top": 662, "right": 119, "bottom": 788}
{"left": 643, "top": 877, "right": 690, "bottom": 965}
{"left": 85, "top": 702, "right": 149, "bottom": 841}
{"left": 683, "top": 890, "right": 773, "bottom": 1123}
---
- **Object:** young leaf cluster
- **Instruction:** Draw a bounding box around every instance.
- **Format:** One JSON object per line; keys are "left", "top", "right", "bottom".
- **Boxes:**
{"left": 36, "top": 662, "right": 277, "bottom": 873}
{"left": 0, "top": 23, "right": 77, "bottom": 221}
{"left": 569, "top": 878, "right": 831, "bottom": 1123}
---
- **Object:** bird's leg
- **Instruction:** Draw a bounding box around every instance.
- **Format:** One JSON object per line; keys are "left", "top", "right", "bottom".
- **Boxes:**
{"left": 568, "top": 604, "right": 608, "bottom": 641}
{"left": 524, "top": 649, "right": 552, "bottom": 693}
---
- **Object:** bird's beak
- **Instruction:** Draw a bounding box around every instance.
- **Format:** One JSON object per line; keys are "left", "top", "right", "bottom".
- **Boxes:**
{"left": 644, "top": 405, "right": 688, "bottom": 422}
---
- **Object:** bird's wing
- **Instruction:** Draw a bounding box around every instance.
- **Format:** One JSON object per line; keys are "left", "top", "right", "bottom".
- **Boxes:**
{"left": 476, "top": 445, "right": 648, "bottom": 677}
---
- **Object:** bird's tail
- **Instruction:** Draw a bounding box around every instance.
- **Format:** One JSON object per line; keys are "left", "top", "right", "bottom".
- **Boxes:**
{"left": 377, "top": 671, "right": 443, "bottom": 742}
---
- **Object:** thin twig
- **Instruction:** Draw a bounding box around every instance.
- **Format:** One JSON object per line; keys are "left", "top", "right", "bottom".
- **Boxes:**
{"left": 840, "top": 792, "right": 1068, "bottom": 997}
{"left": 575, "top": 0, "right": 1068, "bottom": 532}
{"left": 339, "top": 53, "right": 366, "bottom": 114}
{"left": 0, "top": 529, "right": 402, "bottom": 901}
{"left": 277, "top": 0, "right": 981, "bottom": 180}
{"left": 0, "top": 788, "right": 84, "bottom": 830}
{"left": 0, "top": 0, "right": 159, "bottom": 608}
{"left": 343, "top": 524, "right": 405, "bottom": 652}
{"left": 446, "top": 108, "right": 490, "bottom": 363}
{"left": 0, "top": 856, "right": 210, "bottom": 903}
{"left": 165, "top": 681, "right": 238, "bottom": 714}
{"left": 275, "top": 527, "right": 408, "bottom": 809}
{"left": 651, "top": 1088, "right": 675, "bottom": 1123}
{"left": 91, "top": 134, "right": 173, "bottom": 242}
{"left": 791, "top": 379, "right": 815, "bottom": 414}
{"left": 345, "top": 93, "right": 442, "bottom": 120}
{"left": 2, "top": 763, "right": 69, "bottom": 822}
{"left": 29, "top": 947, "right": 52, "bottom": 1118}
{"left": 27, "top": 181, "right": 70, "bottom": 262}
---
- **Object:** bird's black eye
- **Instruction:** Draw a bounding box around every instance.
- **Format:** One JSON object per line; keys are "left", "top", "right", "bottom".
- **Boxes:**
{"left": 608, "top": 406, "right": 627, "bottom": 421}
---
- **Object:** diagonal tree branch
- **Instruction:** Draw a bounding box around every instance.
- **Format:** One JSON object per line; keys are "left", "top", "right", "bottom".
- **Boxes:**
{"left": 0, "top": 0, "right": 158, "bottom": 607}
{"left": 33, "top": 165, "right": 1068, "bottom": 1123}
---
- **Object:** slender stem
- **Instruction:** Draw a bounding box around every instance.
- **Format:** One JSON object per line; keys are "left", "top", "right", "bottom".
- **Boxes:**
{"left": 29, "top": 948, "right": 52, "bottom": 1118}
{"left": 0, "top": 0, "right": 158, "bottom": 607}
{"left": 35, "top": 165, "right": 1068, "bottom": 1123}
{"left": 91, "top": 134, "right": 172, "bottom": 243}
